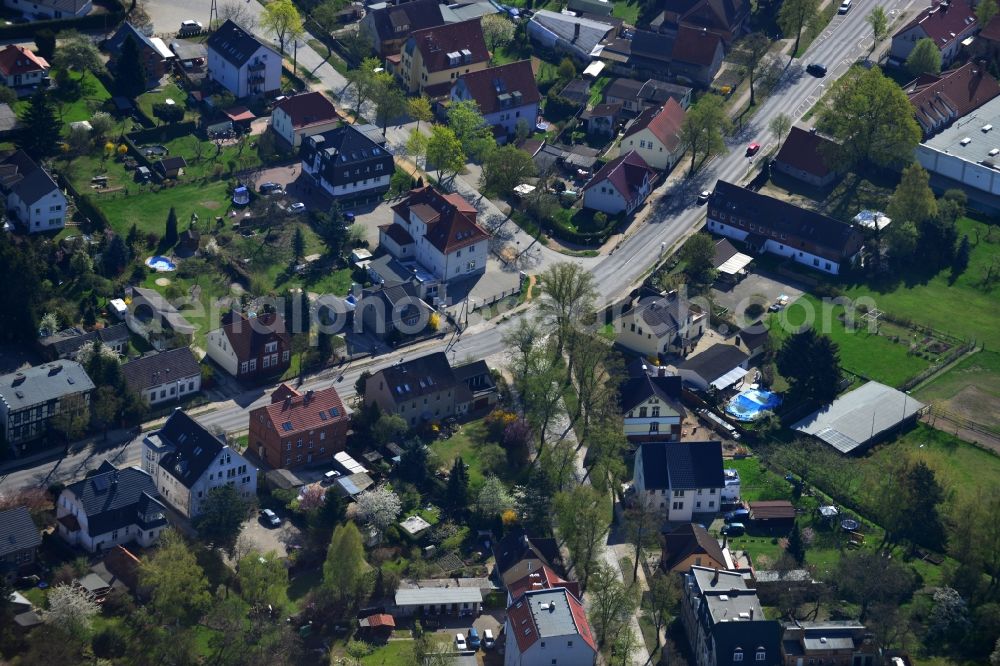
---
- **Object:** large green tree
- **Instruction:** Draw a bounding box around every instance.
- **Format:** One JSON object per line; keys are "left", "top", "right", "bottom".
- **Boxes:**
{"left": 887, "top": 163, "right": 938, "bottom": 227}
{"left": 426, "top": 125, "right": 466, "bottom": 183}
{"left": 906, "top": 37, "right": 943, "bottom": 77}
{"left": 778, "top": 0, "right": 820, "bottom": 56}
{"left": 238, "top": 551, "right": 288, "bottom": 610}
{"left": 51, "top": 30, "right": 102, "bottom": 75}
{"left": 775, "top": 328, "right": 842, "bottom": 403}
{"left": 17, "top": 91, "right": 60, "bottom": 158}
{"left": 193, "top": 485, "right": 250, "bottom": 554}
{"left": 260, "top": 0, "right": 303, "bottom": 54}
{"left": 587, "top": 564, "right": 638, "bottom": 647}
{"left": 678, "top": 94, "right": 730, "bottom": 175}
{"left": 979, "top": 0, "right": 999, "bottom": 26}
{"left": 0, "top": 235, "right": 43, "bottom": 343}
{"left": 680, "top": 232, "right": 717, "bottom": 288}
{"left": 480, "top": 144, "right": 536, "bottom": 196}
{"left": 817, "top": 65, "right": 922, "bottom": 169}
{"left": 141, "top": 530, "right": 212, "bottom": 626}
{"left": 867, "top": 7, "right": 890, "bottom": 58}
{"left": 115, "top": 35, "right": 147, "bottom": 97}
{"left": 537, "top": 261, "right": 597, "bottom": 356}
{"left": 323, "top": 522, "right": 371, "bottom": 610}
{"left": 447, "top": 100, "right": 497, "bottom": 162}
{"left": 554, "top": 485, "right": 610, "bottom": 591}
{"left": 445, "top": 457, "right": 470, "bottom": 511}
{"left": 372, "top": 75, "right": 407, "bottom": 136}
{"left": 732, "top": 32, "right": 772, "bottom": 105}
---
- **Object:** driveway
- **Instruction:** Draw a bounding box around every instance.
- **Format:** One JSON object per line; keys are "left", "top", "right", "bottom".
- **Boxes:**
{"left": 711, "top": 270, "right": 807, "bottom": 329}
{"left": 234, "top": 510, "right": 304, "bottom": 561}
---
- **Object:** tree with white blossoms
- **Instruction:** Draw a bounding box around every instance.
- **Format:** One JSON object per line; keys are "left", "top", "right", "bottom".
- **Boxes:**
{"left": 355, "top": 486, "right": 401, "bottom": 542}
{"left": 45, "top": 583, "right": 100, "bottom": 638}
{"left": 476, "top": 475, "right": 515, "bottom": 518}
{"left": 39, "top": 311, "right": 60, "bottom": 336}
{"left": 75, "top": 339, "right": 119, "bottom": 366}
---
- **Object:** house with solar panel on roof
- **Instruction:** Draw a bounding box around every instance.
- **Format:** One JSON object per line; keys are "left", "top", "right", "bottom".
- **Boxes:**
{"left": 206, "top": 20, "right": 280, "bottom": 98}
{"left": 142, "top": 409, "right": 257, "bottom": 518}
{"left": 632, "top": 440, "right": 725, "bottom": 521}
{"left": 249, "top": 383, "right": 350, "bottom": 469}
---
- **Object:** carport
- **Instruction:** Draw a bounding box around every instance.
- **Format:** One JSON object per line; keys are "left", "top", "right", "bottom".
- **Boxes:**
{"left": 394, "top": 587, "right": 483, "bottom": 617}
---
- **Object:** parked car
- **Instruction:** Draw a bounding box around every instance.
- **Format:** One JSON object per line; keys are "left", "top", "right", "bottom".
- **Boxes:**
{"left": 288, "top": 202, "right": 306, "bottom": 214}
{"left": 722, "top": 522, "right": 746, "bottom": 536}
{"left": 259, "top": 182, "right": 283, "bottom": 195}
{"left": 468, "top": 627, "right": 481, "bottom": 649}
{"left": 697, "top": 190, "right": 712, "bottom": 205}
{"left": 483, "top": 629, "right": 495, "bottom": 649}
{"left": 260, "top": 508, "right": 281, "bottom": 527}
{"left": 455, "top": 633, "right": 467, "bottom": 651}
{"left": 838, "top": 0, "right": 851, "bottom": 12}
{"left": 179, "top": 19, "right": 203, "bottom": 35}
{"left": 725, "top": 509, "right": 751, "bottom": 523}
{"left": 806, "top": 63, "right": 827, "bottom": 77}
{"left": 746, "top": 142, "right": 761, "bottom": 157}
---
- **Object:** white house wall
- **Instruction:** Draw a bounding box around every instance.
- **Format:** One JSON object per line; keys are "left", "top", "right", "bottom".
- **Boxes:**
{"left": 706, "top": 218, "right": 843, "bottom": 274}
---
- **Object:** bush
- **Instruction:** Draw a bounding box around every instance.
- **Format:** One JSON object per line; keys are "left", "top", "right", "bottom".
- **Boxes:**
{"left": 152, "top": 102, "right": 184, "bottom": 123}
{"left": 745, "top": 302, "right": 765, "bottom": 320}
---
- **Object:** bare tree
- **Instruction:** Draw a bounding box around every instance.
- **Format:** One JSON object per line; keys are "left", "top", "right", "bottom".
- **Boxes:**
{"left": 218, "top": 0, "right": 258, "bottom": 30}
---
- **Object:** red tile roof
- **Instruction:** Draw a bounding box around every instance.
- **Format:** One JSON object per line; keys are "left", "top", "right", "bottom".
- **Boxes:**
{"left": 390, "top": 186, "right": 488, "bottom": 254}
{"left": 623, "top": 97, "right": 685, "bottom": 152}
{"left": 362, "top": 613, "right": 395, "bottom": 628}
{"left": 584, "top": 150, "right": 656, "bottom": 200}
{"left": 906, "top": 62, "right": 1000, "bottom": 134}
{"left": 219, "top": 311, "right": 291, "bottom": 363}
{"left": 773, "top": 126, "right": 837, "bottom": 177}
{"left": 507, "top": 564, "right": 581, "bottom": 601}
{"left": 453, "top": 60, "right": 541, "bottom": 116}
{"left": 411, "top": 19, "right": 489, "bottom": 74}
{"left": 273, "top": 91, "right": 339, "bottom": 129}
{"left": 256, "top": 383, "right": 348, "bottom": 436}
{"left": 671, "top": 24, "right": 722, "bottom": 67}
{"left": 223, "top": 106, "right": 255, "bottom": 122}
{"left": 507, "top": 588, "right": 597, "bottom": 656}
{"left": 0, "top": 45, "right": 49, "bottom": 77}
{"left": 749, "top": 500, "right": 796, "bottom": 520}
{"left": 894, "top": 0, "right": 978, "bottom": 50}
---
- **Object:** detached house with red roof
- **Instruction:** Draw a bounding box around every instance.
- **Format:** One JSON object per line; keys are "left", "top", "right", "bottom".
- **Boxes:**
{"left": 583, "top": 150, "right": 657, "bottom": 215}
{"left": 249, "top": 384, "right": 349, "bottom": 469}
{"left": 620, "top": 98, "right": 686, "bottom": 170}
{"left": 381, "top": 185, "right": 490, "bottom": 283}
{"left": 890, "top": 0, "right": 978, "bottom": 68}
{"left": 270, "top": 91, "right": 340, "bottom": 147}
{"left": 503, "top": 587, "right": 597, "bottom": 666}
{"left": 772, "top": 126, "right": 840, "bottom": 188}
{"left": 395, "top": 19, "right": 489, "bottom": 97}
{"left": 0, "top": 45, "right": 48, "bottom": 91}
{"left": 905, "top": 61, "right": 1000, "bottom": 136}
{"left": 450, "top": 60, "right": 540, "bottom": 143}
{"left": 205, "top": 311, "right": 291, "bottom": 381}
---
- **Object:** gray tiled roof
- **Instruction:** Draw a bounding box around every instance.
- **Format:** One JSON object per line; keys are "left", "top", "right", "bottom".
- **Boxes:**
{"left": 678, "top": 344, "right": 749, "bottom": 382}
{"left": 155, "top": 410, "right": 225, "bottom": 489}
{"left": 39, "top": 324, "right": 129, "bottom": 358}
{"left": 63, "top": 461, "right": 166, "bottom": 537}
{"left": 0, "top": 361, "right": 95, "bottom": 410}
{"left": 0, "top": 506, "right": 41, "bottom": 558}
{"left": 207, "top": 19, "right": 272, "bottom": 67}
{"left": 121, "top": 348, "right": 201, "bottom": 393}
{"left": 639, "top": 441, "right": 723, "bottom": 490}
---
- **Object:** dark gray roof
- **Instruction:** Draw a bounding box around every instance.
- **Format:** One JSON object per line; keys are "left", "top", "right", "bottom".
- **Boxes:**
{"left": 619, "top": 370, "right": 682, "bottom": 412}
{"left": 493, "top": 527, "right": 562, "bottom": 576}
{"left": 39, "top": 324, "right": 129, "bottom": 358}
{"left": 121, "top": 348, "right": 201, "bottom": 393}
{"left": 630, "top": 29, "right": 674, "bottom": 63}
{"left": 0, "top": 361, "right": 95, "bottom": 411}
{"left": 709, "top": 180, "right": 864, "bottom": 261}
{"left": 155, "top": 410, "right": 226, "bottom": 489}
{"left": 638, "top": 79, "right": 692, "bottom": 105}
{"left": 452, "top": 360, "right": 495, "bottom": 393}
{"left": 207, "top": 19, "right": 272, "bottom": 67}
{"left": 105, "top": 22, "right": 158, "bottom": 58}
{"left": 560, "top": 78, "right": 591, "bottom": 105}
{"left": 373, "top": 351, "right": 458, "bottom": 402}
{"left": 639, "top": 441, "right": 723, "bottom": 490}
{"left": 604, "top": 77, "right": 644, "bottom": 101}
{"left": 737, "top": 321, "right": 769, "bottom": 351}
{"left": 369, "top": 0, "right": 448, "bottom": 44}
{"left": 0, "top": 506, "right": 41, "bottom": 558}
{"left": 633, "top": 291, "right": 691, "bottom": 337}
{"left": 678, "top": 344, "right": 749, "bottom": 382}
{"left": 63, "top": 461, "right": 166, "bottom": 537}
{"left": 0, "top": 151, "right": 58, "bottom": 205}
{"left": 301, "top": 125, "right": 394, "bottom": 187}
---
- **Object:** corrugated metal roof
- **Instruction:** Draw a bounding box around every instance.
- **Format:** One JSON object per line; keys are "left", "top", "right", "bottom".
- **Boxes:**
{"left": 394, "top": 587, "right": 483, "bottom": 605}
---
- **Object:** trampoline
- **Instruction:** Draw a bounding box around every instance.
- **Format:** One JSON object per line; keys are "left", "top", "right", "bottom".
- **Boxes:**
{"left": 145, "top": 255, "right": 177, "bottom": 272}
{"left": 725, "top": 388, "right": 782, "bottom": 421}
{"left": 841, "top": 518, "right": 860, "bottom": 531}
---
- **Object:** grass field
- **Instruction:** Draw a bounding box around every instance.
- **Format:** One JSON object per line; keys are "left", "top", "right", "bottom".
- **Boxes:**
{"left": 723, "top": 457, "right": 794, "bottom": 502}
{"left": 612, "top": 0, "right": 642, "bottom": 25}
{"left": 769, "top": 294, "right": 932, "bottom": 387}
{"left": 843, "top": 217, "right": 1000, "bottom": 349}
{"left": 151, "top": 133, "right": 264, "bottom": 180}
{"left": 97, "top": 180, "right": 233, "bottom": 236}
{"left": 357, "top": 639, "right": 416, "bottom": 665}
{"left": 430, "top": 417, "right": 490, "bottom": 486}
{"left": 915, "top": 350, "right": 1000, "bottom": 430}
{"left": 136, "top": 82, "right": 194, "bottom": 122}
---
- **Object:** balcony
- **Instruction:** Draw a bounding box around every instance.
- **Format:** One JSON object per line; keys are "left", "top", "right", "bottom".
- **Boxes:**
{"left": 247, "top": 60, "right": 266, "bottom": 72}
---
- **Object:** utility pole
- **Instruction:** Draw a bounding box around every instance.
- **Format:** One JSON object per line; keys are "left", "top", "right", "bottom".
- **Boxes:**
{"left": 209, "top": 0, "right": 219, "bottom": 30}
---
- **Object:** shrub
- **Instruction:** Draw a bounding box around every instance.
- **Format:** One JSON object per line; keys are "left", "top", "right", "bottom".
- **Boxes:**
{"left": 745, "top": 302, "right": 765, "bottom": 320}
{"left": 152, "top": 102, "right": 184, "bottom": 123}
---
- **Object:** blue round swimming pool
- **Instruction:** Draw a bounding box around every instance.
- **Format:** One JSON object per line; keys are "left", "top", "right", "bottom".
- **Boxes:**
{"left": 145, "top": 255, "right": 177, "bottom": 272}
{"left": 725, "top": 388, "right": 782, "bottom": 421}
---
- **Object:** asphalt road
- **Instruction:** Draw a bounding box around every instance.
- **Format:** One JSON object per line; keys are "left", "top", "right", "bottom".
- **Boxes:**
{"left": 0, "top": 0, "right": 918, "bottom": 494}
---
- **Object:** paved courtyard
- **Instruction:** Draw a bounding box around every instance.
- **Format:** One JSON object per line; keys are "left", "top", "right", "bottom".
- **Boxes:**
{"left": 711, "top": 270, "right": 807, "bottom": 330}
{"left": 231, "top": 509, "right": 304, "bottom": 563}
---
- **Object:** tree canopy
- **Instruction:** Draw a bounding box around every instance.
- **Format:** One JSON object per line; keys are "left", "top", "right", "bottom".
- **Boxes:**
{"left": 481, "top": 144, "right": 536, "bottom": 196}
{"left": 778, "top": 0, "right": 820, "bottom": 55}
{"left": 906, "top": 37, "right": 942, "bottom": 77}
{"left": 678, "top": 94, "right": 730, "bottom": 175}
{"left": 260, "top": 0, "right": 303, "bottom": 54}
{"left": 17, "top": 92, "right": 60, "bottom": 158}
{"left": 775, "top": 328, "right": 842, "bottom": 403}
{"left": 115, "top": 35, "right": 147, "bottom": 97}
{"left": 192, "top": 485, "right": 250, "bottom": 554}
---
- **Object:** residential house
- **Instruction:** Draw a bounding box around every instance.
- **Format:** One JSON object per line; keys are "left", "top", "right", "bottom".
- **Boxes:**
{"left": 271, "top": 92, "right": 340, "bottom": 148}
{"left": 300, "top": 124, "right": 394, "bottom": 202}
{"left": 616, "top": 287, "right": 707, "bottom": 358}
{"left": 619, "top": 361, "right": 685, "bottom": 443}
{"left": 625, "top": 29, "right": 674, "bottom": 80}
{"left": 505, "top": 564, "right": 581, "bottom": 603}
{"left": 450, "top": 60, "right": 541, "bottom": 143}
{"left": 582, "top": 150, "right": 657, "bottom": 215}
{"left": 249, "top": 383, "right": 349, "bottom": 469}
{"left": 633, "top": 440, "right": 724, "bottom": 521}
{"left": 772, "top": 126, "right": 840, "bottom": 187}
{"left": 0, "top": 44, "right": 49, "bottom": 91}
{"left": 676, "top": 344, "right": 750, "bottom": 391}
{"left": 3, "top": 0, "right": 91, "bottom": 20}
{"left": 889, "top": 0, "right": 977, "bottom": 68}
{"left": 394, "top": 583, "right": 483, "bottom": 616}
{"left": 905, "top": 62, "right": 1000, "bottom": 136}
{"left": 177, "top": 227, "right": 200, "bottom": 254}
{"left": 680, "top": 566, "right": 782, "bottom": 666}
{"left": 142, "top": 409, "right": 257, "bottom": 518}
{"left": 356, "top": 282, "right": 435, "bottom": 340}
{"left": 381, "top": 185, "right": 490, "bottom": 283}
{"left": 493, "top": 528, "right": 564, "bottom": 588}
{"left": 121, "top": 348, "right": 202, "bottom": 406}
{"left": 661, "top": 522, "right": 728, "bottom": 574}
{"left": 395, "top": 19, "right": 489, "bottom": 97}
{"left": 503, "top": 588, "right": 597, "bottom": 666}
{"left": 105, "top": 23, "right": 175, "bottom": 89}
{"left": 364, "top": 253, "right": 440, "bottom": 301}
{"left": 670, "top": 25, "right": 725, "bottom": 86}
{"left": 650, "top": 0, "right": 750, "bottom": 45}
{"left": 580, "top": 102, "right": 623, "bottom": 135}
{"left": 205, "top": 310, "right": 291, "bottom": 381}
{"left": 0, "top": 507, "right": 41, "bottom": 582}
{"left": 621, "top": 98, "right": 686, "bottom": 170}
{"left": 734, "top": 322, "right": 769, "bottom": 360}
{"left": 364, "top": 351, "right": 498, "bottom": 426}
{"left": 56, "top": 460, "right": 167, "bottom": 553}
{"left": 706, "top": 180, "right": 865, "bottom": 275}
{"left": 712, "top": 237, "right": 753, "bottom": 282}
{"left": 0, "top": 361, "right": 95, "bottom": 454}
{"left": 362, "top": 0, "right": 451, "bottom": 57}
{"left": 38, "top": 323, "right": 129, "bottom": 361}
{"left": 527, "top": 11, "right": 616, "bottom": 63}
{"left": 0, "top": 150, "right": 67, "bottom": 233}
{"left": 127, "top": 287, "right": 196, "bottom": 348}
{"left": 207, "top": 19, "right": 281, "bottom": 98}
{"left": 604, "top": 77, "right": 693, "bottom": 116}
{"left": 780, "top": 622, "right": 875, "bottom": 666}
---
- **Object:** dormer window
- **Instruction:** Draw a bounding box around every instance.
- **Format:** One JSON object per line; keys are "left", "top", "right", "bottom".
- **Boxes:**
{"left": 733, "top": 649, "right": 744, "bottom": 662}
{"left": 755, "top": 649, "right": 766, "bottom": 661}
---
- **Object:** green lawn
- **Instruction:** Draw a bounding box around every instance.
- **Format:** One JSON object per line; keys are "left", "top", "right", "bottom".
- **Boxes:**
{"left": 588, "top": 76, "right": 611, "bottom": 106}
{"left": 431, "top": 417, "right": 490, "bottom": 485}
{"left": 150, "top": 132, "right": 263, "bottom": 180}
{"left": 136, "top": 82, "right": 194, "bottom": 122}
{"left": 769, "top": 294, "right": 932, "bottom": 388}
{"left": 915, "top": 350, "right": 1000, "bottom": 430}
{"left": 51, "top": 71, "right": 113, "bottom": 126}
{"left": 842, "top": 217, "right": 1000, "bottom": 349}
{"left": 357, "top": 639, "right": 416, "bottom": 665}
{"left": 723, "top": 457, "right": 795, "bottom": 502}
{"left": 97, "top": 180, "right": 233, "bottom": 236}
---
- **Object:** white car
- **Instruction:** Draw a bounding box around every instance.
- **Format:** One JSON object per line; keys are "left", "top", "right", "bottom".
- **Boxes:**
{"left": 483, "top": 629, "right": 495, "bottom": 649}
{"left": 260, "top": 509, "right": 281, "bottom": 527}
{"left": 455, "top": 633, "right": 467, "bottom": 651}
{"left": 838, "top": 0, "right": 851, "bottom": 13}
{"left": 288, "top": 202, "right": 306, "bottom": 214}
{"left": 179, "top": 20, "right": 203, "bottom": 35}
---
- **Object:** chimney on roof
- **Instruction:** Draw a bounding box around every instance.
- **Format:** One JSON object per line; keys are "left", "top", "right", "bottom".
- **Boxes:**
{"left": 658, "top": 366, "right": 666, "bottom": 377}
{"left": 712, "top": 568, "right": 720, "bottom": 585}
{"left": 305, "top": 389, "right": 314, "bottom": 404}
{"left": 573, "top": 22, "right": 581, "bottom": 43}
{"left": 12, "top": 373, "right": 24, "bottom": 386}
{"left": 48, "top": 364, "right": 62, "bottom": 376}
{"left": 750, "top": 608, "right": 754, "bottom": 620}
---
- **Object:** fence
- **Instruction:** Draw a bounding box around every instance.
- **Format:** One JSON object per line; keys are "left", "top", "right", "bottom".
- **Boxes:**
{"left": 57, "top": 172, "right": 111, "bottom": 232}
{"left": 925, "top": 405, "right": 1000, "bottom": 439}
{"left": 0, "top": 0, "right": 125, "bottom": 39}
{"left": 900, "top": 340, "right": 977, "bottom": 392}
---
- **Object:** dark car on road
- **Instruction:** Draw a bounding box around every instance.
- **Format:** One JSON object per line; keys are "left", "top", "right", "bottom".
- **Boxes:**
{"left": 725, "top": 508, "right": 751, "bottom": 523}
{"left": 722, "top": 522, "right": 746, "bottom": 536}
{"left": 259, "top": 182, "right": 283, "bottom": 195}
{"left": 806, "top": 63, "right": 827, "bottom": 77}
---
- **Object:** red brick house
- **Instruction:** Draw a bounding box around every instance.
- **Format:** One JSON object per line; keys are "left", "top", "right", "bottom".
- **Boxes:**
{"left": 205, "top": 311, "right": 291, "bottom": 381}
{"left": 249, "top": 383, "right": 349, "bottom": 468}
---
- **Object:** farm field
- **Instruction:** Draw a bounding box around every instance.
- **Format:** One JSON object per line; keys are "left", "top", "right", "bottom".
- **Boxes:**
{"left": 915, "top": 349, "right": 1000, "bottom": 431}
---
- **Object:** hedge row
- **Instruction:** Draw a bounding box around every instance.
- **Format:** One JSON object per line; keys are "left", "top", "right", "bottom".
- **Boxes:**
{"left": 57, "top": 172, "right": 111, "bottom": 232}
